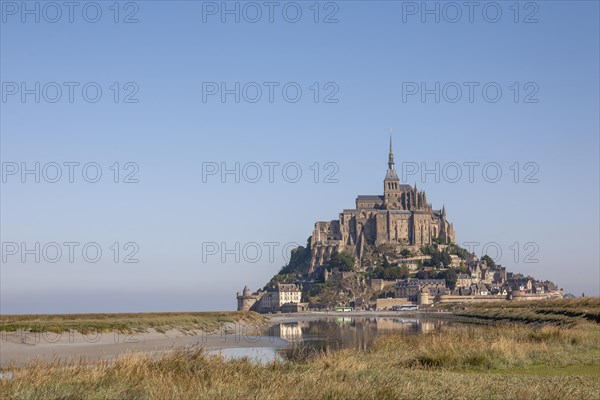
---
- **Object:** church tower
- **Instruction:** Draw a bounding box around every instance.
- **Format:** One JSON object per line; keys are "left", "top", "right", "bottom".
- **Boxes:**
{"left": 383, "top": 131, "right": 401, "bottom": 209}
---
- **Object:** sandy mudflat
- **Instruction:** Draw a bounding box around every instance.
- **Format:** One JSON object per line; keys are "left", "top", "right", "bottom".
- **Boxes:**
{"left": 0, "top": 325, "right": 288, "bottom": 367}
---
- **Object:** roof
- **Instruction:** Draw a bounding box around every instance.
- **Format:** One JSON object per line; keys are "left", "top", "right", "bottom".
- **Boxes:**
{"left": 396, "top": 279, "right": 446, "bottom": 287}
{"left": 357, "top": 195, "right": 384, "bottom": 201}
{"left": 277, "top": 284, "right": 300, "bottom": 292}
{"left": 385, "top": 168, "right": 399, "bottom": 180}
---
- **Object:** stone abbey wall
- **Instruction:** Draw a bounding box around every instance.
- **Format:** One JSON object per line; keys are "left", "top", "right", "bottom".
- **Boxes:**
{"left": 309, "top": 137, "right": 455, "bottom": 274}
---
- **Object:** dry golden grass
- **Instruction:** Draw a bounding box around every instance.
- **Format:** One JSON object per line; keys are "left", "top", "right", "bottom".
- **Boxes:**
{"left": 1, "top": 321, "right": 598, "bottom": 400}
{"left": 453, "top": 297, "right": 600, "bottom": 324}
{"left": 0, "top": 311, "right": 267, "bottom": 334}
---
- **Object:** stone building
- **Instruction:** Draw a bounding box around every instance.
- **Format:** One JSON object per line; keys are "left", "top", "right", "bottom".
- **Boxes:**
{"left": 237, "top": 284, "right": 303, "bottom": 313}
{"left": 469, "top": 261, "right": 506, "bottom": 285}
{"left": 310, "top": 135, "right": 455, "bottom": 273}
{"left": 395, "top": 278, "right": 447, "bottom": 302}
{"left": 456, "top": 273, "right": 474, "bottom": 287}
{"left": 236, "top": 285, "right": 263, "bottom": 312}
{"left": 264, "top": 284, "right": 302, "bottom": 310}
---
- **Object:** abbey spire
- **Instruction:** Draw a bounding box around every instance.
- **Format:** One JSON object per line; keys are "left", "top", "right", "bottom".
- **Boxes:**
{"left": 385, "top": 130, "right": 399, "bottom": 182}
{"left": 384, "top": 130, "right": 401, "bottom": 208}
{"left": 388, "top": 129, "right": 395, "bottom": 170}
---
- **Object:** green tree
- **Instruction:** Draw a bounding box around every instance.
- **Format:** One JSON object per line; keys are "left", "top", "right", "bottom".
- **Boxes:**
{"left": 329, "top": 251, "right": 355, "bottom": 272}
{"left": 264, "top": 273, "right": 297, "bottom": 291}
{"left": 384, "top": 266, "right": 405, "bottom": 280}
{"left": 442, "top": 252, "right": 452, "bottom": 267}
{"left": 447, "top": 244, "right": 472, "bottom": 260}
{"left": 370, "top": 266, "right": 385, "bottom": 279}
{"left": 481, "top": 255, "right": 496, "bottom": 269}
{"left": 416, "top": 270, "right": 429, "bottom": 279}
{"left": 420, "top": 245, "right": 436, "bottom": 256}
{"left": 435, "top": 269, "right": 458, "bottom": 290}
{"left": 382, "top": 258, "right": 391, "bottom": 269}
{"left": 430, "top": 250, "right": 452, "bottom": 268}
{"left": 444, "top": 269, "right": 458, "bottom": 290}
{"left": 399, "top": 265, "right": 410, "bottom": 279}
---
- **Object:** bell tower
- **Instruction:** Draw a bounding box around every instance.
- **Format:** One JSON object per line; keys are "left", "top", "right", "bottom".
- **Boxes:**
{"left": 383, "top": 130, "right": 401, "bottom": 209}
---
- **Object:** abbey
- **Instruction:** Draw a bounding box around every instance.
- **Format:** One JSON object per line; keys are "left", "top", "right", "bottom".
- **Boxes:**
{"left": 309, "top": 135, "right": 455, "bottom": 273}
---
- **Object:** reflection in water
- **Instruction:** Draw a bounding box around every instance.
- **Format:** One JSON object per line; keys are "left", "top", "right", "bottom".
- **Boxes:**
{"left": 264, "top": 317, "right": 453, "bottom": 358}
{"left": 275, "top": 322, "right": 305, "bottom": 342}
{"left": 208, "top": 347, "right": 282, "bottom": 364}
{"left": 213, "top": 317, "right": 454, "bottom": 363}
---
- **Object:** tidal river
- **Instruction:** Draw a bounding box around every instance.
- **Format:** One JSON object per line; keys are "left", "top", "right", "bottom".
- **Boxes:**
{"left": 1, "top": 314, "right": 459, "bottom": 367}
{"left": 209, "top": 314, "right": 459, "bottom": 364}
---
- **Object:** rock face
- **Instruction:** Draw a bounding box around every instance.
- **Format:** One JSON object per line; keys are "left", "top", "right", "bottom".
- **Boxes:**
{"left": 309, "top": 135, "right": 455, "bottom": 274}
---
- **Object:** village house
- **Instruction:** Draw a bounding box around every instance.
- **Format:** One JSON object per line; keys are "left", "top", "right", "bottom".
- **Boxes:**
{"left": 488, "top": 286, "right": 508, "bottom": 296}
{"left": 468, "top": 261, "right": 507, "bottom": 285}
{"left": 456, "top": 273, "right": 473, "bottom": 287}
{"left": 507, "top": 274, "right": 534, "bottom": 293}
{"left": 395, "top": 279, "right": 447, "bottom": 302}
{"left": 259, "top": 284, "right": 303, "bottom": 312}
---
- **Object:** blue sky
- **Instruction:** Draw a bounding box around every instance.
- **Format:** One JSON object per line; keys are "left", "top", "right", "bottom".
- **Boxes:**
{"left": 1, "top": 1, "right": 599, "bottom": 313}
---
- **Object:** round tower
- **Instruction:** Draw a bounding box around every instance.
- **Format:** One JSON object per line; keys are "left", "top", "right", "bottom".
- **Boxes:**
{"left": 418, "top": 287, "right": 431, "bottom": 306}
{"left": 237, "top": 285, "right": 257, "bottom": 311}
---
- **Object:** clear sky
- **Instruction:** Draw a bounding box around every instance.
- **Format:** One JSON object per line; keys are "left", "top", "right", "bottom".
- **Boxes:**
{"left": 1, "top": 1, "right": 599, "bottom": 313}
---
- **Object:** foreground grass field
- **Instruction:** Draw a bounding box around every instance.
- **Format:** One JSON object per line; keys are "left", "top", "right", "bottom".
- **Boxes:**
{"left": 1, "top": 299, "right": 599, "bottom": 399}
{"left": 1, "top": 321, "right": 598, "bottom": 399}
{"left": 0, "top": 311, "right": 267, "bottom": 334}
